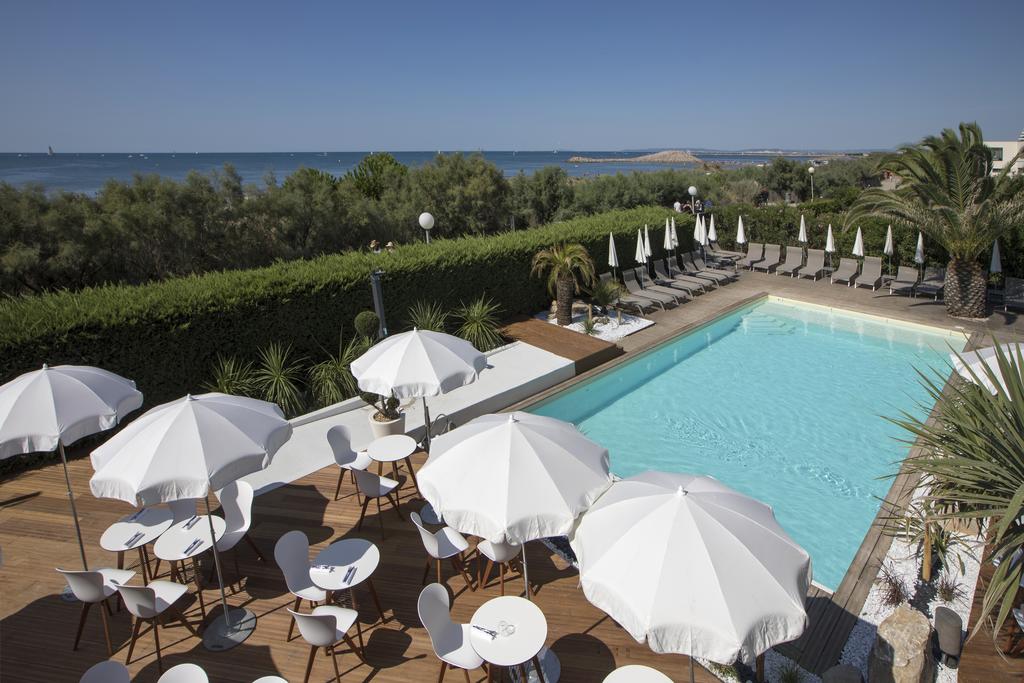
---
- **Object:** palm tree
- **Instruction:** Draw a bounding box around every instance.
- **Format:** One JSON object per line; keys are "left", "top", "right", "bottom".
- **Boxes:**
{"left": 847, "top": 123, "right": 1024, "bottom": 318}
{"left": 892, "top": 345, "right": 1024, "bottom": 641}
{"left": 531, "top": 243, "right": 596, "bottom": 326}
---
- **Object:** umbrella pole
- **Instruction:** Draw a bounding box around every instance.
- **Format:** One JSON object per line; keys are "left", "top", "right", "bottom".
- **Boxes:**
{"left": 201, "top": 495, "right": 256, "bottom": 650}
{"left": 422, "top": 397, "right": 431, "bottom": 450}
{"left": 521, "top": 544, "right": 531, "bottom": 601}
{"left": 689, "top": 657, "right": 695, "bottom": 683}
{"left": 206, "top": 497, "right": 232, "bottom": 627}
{"left": 58, "top": 441, "right": 89, "bottom": 570}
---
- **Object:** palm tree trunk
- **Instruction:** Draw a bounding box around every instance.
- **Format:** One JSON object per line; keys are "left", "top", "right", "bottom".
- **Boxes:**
{"left": 556, "top": 275, "right": 575, "bottom": 326}
{"left": 945, "top": 257, "right": 987, "bottom": 318}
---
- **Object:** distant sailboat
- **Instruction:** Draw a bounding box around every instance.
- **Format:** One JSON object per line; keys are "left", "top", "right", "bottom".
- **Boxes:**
{"left": 48, "top": 145, "right": 55, "bottom": 156}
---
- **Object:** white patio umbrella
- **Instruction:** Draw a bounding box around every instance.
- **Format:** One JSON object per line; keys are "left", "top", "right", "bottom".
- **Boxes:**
{"left": 90, "top": 393, "right": 293, "bottom": 650}
{"left": 951, "top": 343, "right": 1023, "bottom": 397}
{"left": 571, "top": 471, "right": 810, "bottom": 681}
{"left": 883, "top": 225, "right": 895, "bottom": 277}
{"left": 852, "top": 227, "right": 865, "bottom": 258}
{"left": 915, "top": 231, "right": 926, "bottom": 277}
{"left": 693, "top": 217, "right": 701, "bottom": 243}
{"left": 670, "top": 217, "right": 680, "bottom": 250}
{"left": 635, "top": 229, "right": 648, "bottom": 284}
{"left": 663, "top": 218, "right": 673, "bottom": 254}
{"left": 643, "top": 224, "right": 653, "bottom": 258}
{"left": 0, "top": 365, "right": 142, "bottom": 570}
{"left": 707, "top": 214, "right": 717, "bottom": 243}
{"left": 991, "top": 240, "right": 1002, "bottom": 275}
{"left": 736, "top": 216, "right": 747, "bottom": 246}
{"left": 797, "top": 215, "right": 808, "bottom": 244}
{"left": 825, "top": 224, "right": 836, "bottom": 269}
{"left": 608, "top": 232, "right": 620, "bottom": 277}
{"left": 351, "top": 328, "right": 486, "bottom": 449}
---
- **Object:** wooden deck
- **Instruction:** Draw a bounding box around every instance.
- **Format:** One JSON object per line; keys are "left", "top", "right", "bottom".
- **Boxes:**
{"left": 0, "top": 450, "right": 717, "bottom": 683}
{"left": 958, "top": 542, "right": 1024, "bottom": 682}
{"left": 501, "top": 317, "right": 623, "bottom": 374}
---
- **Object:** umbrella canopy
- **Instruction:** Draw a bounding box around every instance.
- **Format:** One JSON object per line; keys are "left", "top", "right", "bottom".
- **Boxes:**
{"left": 351, "top": 329, "right": 486, "bottom": 400}
{"left": 991, "top": 240, "right": 1002, "bottom": 274}
{"left": 663, "top": 219, "right": 673, "bottom": 251}
{"left": 951, "top": 343, "right": 1023, "bottom": 397}
{"left": 643, "top": 225, "right": 653, "bottom": 257}
{"left": 736, "top": 216, "right": 747, "bottom": 245}
{"left": 635, "top": 229, "right": 647, "bottom": 264}
{"left": 825, "top": 224, "right": 836, "bottom": 253}
{"left": 418, "top": 412, "right": 612, "bottom": 544}
{"left": 571, "top": 471, "right": 810, "bottom": 664}
{"left": 0, "top": 365, "right": 143, "bottom": 458}
{"left": 852, "top": 227, "right": 865, "bottom": 257}
{"left": 697, "top": 216, "right": 708, "bottom": 246}
{"left": 914, "top": 232, "right": 925, "bottom": 264}
{"left": 693, "top": 217, "right": 701, "bottom": 242}
{"left": 90, "top": 393, "right": 293, "bottom": 506}
{"left": 883, "top": 225, "right": 894, "bottom": 256}
{"left": 707, "top": 215, "right": 717, "bottom": 242}
{"left": 608, "top": 232, "right": 620, "bottom": 269}
{"left": 797, "top": 215, "right": 807, "bottom": 244}
{"left": 670, "top": 217, "right": 679, "bottom": 249}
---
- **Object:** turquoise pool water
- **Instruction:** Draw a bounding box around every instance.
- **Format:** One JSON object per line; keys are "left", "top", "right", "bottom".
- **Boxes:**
{"left": 530, "top": 298, "right": 960, "bottom": 590}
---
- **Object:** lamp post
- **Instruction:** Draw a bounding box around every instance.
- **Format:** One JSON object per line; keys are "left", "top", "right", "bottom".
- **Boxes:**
{"left": 419, "top": 212, "right": 435, "bottom": 243}
{"left": 687, "top": 185, "right": 698, "bottom": 214}
{"left": 808, "top": 165, "right": 815, "bottom": 201}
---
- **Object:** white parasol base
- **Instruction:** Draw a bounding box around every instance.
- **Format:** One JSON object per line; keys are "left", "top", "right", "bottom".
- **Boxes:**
{"left": 203, "top": 607, "right": 257, "bottom": 651}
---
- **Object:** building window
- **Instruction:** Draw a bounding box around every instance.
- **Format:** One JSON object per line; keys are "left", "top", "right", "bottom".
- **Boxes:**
{"left": 989, "top": 146, "right": 1004, "bottom": 161}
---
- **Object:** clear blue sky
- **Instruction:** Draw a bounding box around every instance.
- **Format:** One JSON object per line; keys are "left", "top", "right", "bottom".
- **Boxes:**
{"left": 2, "top": 0, "right": 1020, "bottom": 152}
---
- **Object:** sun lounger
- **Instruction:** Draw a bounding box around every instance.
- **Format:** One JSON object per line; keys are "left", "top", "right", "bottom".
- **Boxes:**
{"left": 798, "top": 249, "right": 826, "bottom": 281}
{"left": 598, "top": 273, "right": 659, "bottom": 315}
{"left": 709, "top": 240, "right": 744, "bottom": 259}
{"left": 830, "top": 258, "right": 859, "bottom": 286}
{"left": 652, "top": 263, "right": 702, "bottom": 297}
{"left": 855, "top": 256, "right": 883, "bottom": 290}
{"left": 752, "top": 244, "right": 781, "bottom": 272}
{"left": 915, "top": 267, "right": 945, "bottom": 299}
{"left": 1004, "top": 277, "right": 1024, "bottom": 312}
{"left": 736, "top": 243, "right": 764, "bottom": 270}
{"left": 665, "top": 262, "right": 713, "bottom": 292}
{"left": 682, "top": 253, "right": 732, "bottom": 285}
{"left": 889, "top": 265, "right": 919, "bottom": 296}
{"left": 690, "top": 254, "right": 738, "bottom": 282}
{"left": 622, "top": 269, "right": 680, "bottom": 307}
{"left": 776, "top": 246, "right": 805, "bottom": 277}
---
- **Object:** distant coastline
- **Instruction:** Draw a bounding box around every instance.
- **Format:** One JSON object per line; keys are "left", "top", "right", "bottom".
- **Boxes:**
{"left": 568, "top": 149, "right": 702, "bottom": 164}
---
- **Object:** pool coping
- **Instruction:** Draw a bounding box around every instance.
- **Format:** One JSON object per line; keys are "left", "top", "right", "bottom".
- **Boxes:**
{"left": 504, "top": 292, "right": 976, "bottom": 673}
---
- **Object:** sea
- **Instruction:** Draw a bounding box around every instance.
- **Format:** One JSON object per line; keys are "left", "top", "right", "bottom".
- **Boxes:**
{"left": 0, "top": 150, "right": 824, "bottom": 195}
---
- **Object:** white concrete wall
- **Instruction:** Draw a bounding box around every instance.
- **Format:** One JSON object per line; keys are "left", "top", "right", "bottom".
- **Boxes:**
{"left": 988, "top": 140, "right": 1024, "bottom": 175}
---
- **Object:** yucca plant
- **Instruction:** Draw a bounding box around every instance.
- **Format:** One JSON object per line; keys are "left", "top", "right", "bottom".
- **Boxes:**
{"left": 452, "top": 295, "right": 504, "bottom": 351}
{"left": 881, "top": 498, "right": 970, "bottom": 578}
{"left": 204, "top": 354, "right": 256, "bottom": 396}
{"left": 406, "top": 300, "right": 449, "bottom": 332}
{"left": 531, "top": 243, "right": 596, "bottom": 326}
{"left": 308, "top": 333, "right": 369, "bottom": 409}
{"left": 253, "top": 342, "right": 306, "bottom": 417}
{"left": 847, "top": 122, "right": 1024, "bottom": 318}
{"left": 891, "top": 343, "right": 1024, "bottom": 640}
{"left": 588, "top": 278, "right": 623, "bottom": 316}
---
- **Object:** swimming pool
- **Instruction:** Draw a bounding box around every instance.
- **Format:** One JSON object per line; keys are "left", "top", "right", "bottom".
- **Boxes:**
{"left": 529, "top": 297, "right": 963, "bottom": 590}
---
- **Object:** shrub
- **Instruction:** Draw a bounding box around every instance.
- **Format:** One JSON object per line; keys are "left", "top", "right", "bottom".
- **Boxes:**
{"left": 253, "top": 343, "right": 306, "bottom": 417}
{"left": 353, "top": 310, "right": 380, "bottom": 340}
{"left": 452, "top": 296, "right": 504, "bottom": 351}
{"left": 877, "top": 562, "right": 910, "bottom": 607}
{"left": 936, "top": 572, "right": 967, "bottom": 605}
{"left": 405, "top": 300, "right": 449, "bottom": 332}
{"left": 203, "top": 354, "right": 256, "bottom": 397}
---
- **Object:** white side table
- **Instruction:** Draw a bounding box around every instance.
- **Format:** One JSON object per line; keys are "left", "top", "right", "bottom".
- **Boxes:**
{"left": 368, "top": 434, "right": 420, "bottom": 493}
{"left": 153, "top": 514, "right": 226, "bottom": 618}
{"left": 603, "top": 664, "right": 673, "bottom": 682}
{"left": 470, "top": 595, "right": 559, "bottom": 682}
{"left": 311, "top": 538, "right": 386, "bottom": 623}
{"left": 99, "top": 507, "right": 173, "bottom": 584}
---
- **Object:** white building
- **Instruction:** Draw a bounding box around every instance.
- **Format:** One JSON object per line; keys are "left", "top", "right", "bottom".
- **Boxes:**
{"left": 987, "top": 130, "right": 1024, "bottom": 176}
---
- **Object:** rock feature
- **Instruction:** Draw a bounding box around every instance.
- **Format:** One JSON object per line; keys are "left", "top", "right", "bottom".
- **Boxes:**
{"left": 867, "top": 605, "right": 934, "bottom": 683}
{"left": 567, "top": 149, "right": 702, "bottom": 164}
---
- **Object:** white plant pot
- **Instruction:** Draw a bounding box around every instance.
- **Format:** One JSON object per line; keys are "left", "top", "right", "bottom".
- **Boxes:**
{"left": 369, "top": 412, "right": 406, "bottom": 439}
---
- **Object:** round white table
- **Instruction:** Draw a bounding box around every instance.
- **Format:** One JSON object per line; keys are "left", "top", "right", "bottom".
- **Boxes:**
{"left": 367, "top": 434, "right": 420, "bottom": 493}
{"left": 311, "top": 538, "right": 386, "bottom": 622}
{"left": 603, "top": 664, "right": 674, "bottom": 682}
{"left": 153, "top": 514, "right": 226, "bottom": 619}
{"left": 471, "top": 595, "right": 557, "bottom": 682}
{"left": 99, "top": 507, "right": 173, "bottom": 584}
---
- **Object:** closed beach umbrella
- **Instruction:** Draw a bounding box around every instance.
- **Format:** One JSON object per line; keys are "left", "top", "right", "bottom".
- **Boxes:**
{"left": 736, "top": 216, "right": 747, "bottom": 246}
{"left": 991, "top": 240, "right": 1002, "bottom": 274}
{"left": 0, "top": 365, "right": 142, "bottom": 569}
{"left": 915, "top": 232, "right": 925, "bottom": 264}
{"left": 693, "top": 217, "right": 701, "bottom": 242}
{"left": 572, "top": 471, "right": 810, "bottom": 678}
{"left": 351, "top": 329, "right": 486, "bottom": 449}
{"left": 91, "top": 393, "right": 292, "bottom": 649}
{"left": 644, "top": 224, "right": 653, "bottom": 257}
{"left": 707, "top": 214, "right": 717, "bottom": 243}
{"left": 951, "top": 343, "right": 1023, "bottom": 397}
{"left": 663, "top": 219, "right": 673, "bottom": 252}
{"left": 883, "top": 225, "right": 894, "bottom": 256}
{"left": 671, "top": 217, "right": 679, "bottom": 249}
{"left": 608, "top": 232, "right": 620, "bottom": 274}
{"left": 825, "top": 224, "right": 836, "bottom": 268}
{"left": 852, "top": 227, "right": 865, "bottom": 257}
{"left": 798, "top": 215, "right": 808, "bottom": 244}
{"left": 698, "top": 215, "right": 708, "bottom": 246}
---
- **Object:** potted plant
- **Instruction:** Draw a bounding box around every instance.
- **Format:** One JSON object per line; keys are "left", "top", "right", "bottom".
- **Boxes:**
{"left": 361, "top": 391, "right": 405, "bottom": 438}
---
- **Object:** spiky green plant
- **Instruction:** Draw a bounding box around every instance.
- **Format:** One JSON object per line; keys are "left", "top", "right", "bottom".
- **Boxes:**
{"left": 308, "top": 333, "right": 369, "bottom": 408}
{"left": 204, "top": 354, "right": 256, "bottom": 396}
{"left": 778, "top": 661, "right": 803, "bottom": 683}
{"left": 405, "top": 300, "right": 449, "bottom": 332}
{"left": 581, "top": 315, "right": 599, "bottom": 336}
{"left": 846, "top": 122, "right": 1024, "bottom": 318}
{"left": 936, "top": 572, "right": 967, "bottom": 605}
{"left": 877, "top": 562, "right": 910, "bottom": 607}
{"left": 531, "top": 243, "right": 596, "bottom": 326}
{"left": 881, "top": 498, "right": 970, "bottom": 577}
{"left": 588, "top": 278, "right": 624, "bottom": 313}
{"left": 891, "top": 343, "right": 1024, "bottom": 640}
{"left": 452, "top": 295, "right": 504, "bottom": 351}
{"left": 253, "top": 342, "right": 306, "bottom": 417}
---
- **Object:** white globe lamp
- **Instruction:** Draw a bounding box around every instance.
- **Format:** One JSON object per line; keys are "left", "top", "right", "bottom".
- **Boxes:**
{"left": 419, "top": 212, "right": 435, "bottom": 243}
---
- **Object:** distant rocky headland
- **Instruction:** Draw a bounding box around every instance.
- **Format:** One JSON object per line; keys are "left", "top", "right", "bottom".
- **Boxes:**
{"left": 567, "top": 149, "right": 702, "bottom": 164}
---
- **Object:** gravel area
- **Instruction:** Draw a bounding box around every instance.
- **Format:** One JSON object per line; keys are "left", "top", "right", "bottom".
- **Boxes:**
{"left": 535, "top": 309, "right": 654, "bottom": 342}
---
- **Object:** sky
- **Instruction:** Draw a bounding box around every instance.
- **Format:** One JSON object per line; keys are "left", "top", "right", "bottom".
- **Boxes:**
{"left": 1, "top": 0, "right": 1021, "bottom": 152}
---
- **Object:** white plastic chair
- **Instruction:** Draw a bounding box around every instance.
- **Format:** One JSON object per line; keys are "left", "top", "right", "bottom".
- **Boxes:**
{"left": 118, "top": 581, "right": 199, "bottom": 672}
{"left": 80, "top": 660, "right": 131, "bottom": 683}
{"left": 57, "top": 566, "right": 136, "bottom": 655}
{"left": 352, "top": 468, "right": 404, "bottom": 536}
{"left": 215, "top": 480, "right": 266, "bottom": 567}
{"left": 288, "top": 606, "right": 365, "bottom": 683}
{"left": 328, "top": 425, "right": 372, "bottom": 501}
{"left": 411, "top": 512, "right": 474, "bottom": 590}
{"left": 417, "top": 583, "right": 486, "bottom": 681}
{"left": 274, "top": 530, "right": 328, "bottom": 641}
{"left": 252, "top": 677, "right": 289, "bottom": 683}
{"left": 477, "top": 539, "right": 531, "bottom": 597}
{"left": 158, "top": 663, "right": 209, "bottom": 682}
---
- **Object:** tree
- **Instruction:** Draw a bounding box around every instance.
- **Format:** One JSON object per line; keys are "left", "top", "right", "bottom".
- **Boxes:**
{"left": 345, "top": 152, "right": 407, "bottom": 201}
{"left": 847, "top": 123, "right": 1024, "bottom": 318}
{"left": 763, "top": 157, "right": 810, "bottom": 203}
{"left": 531, "top": 243, "right": 595, "bottom": 326}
